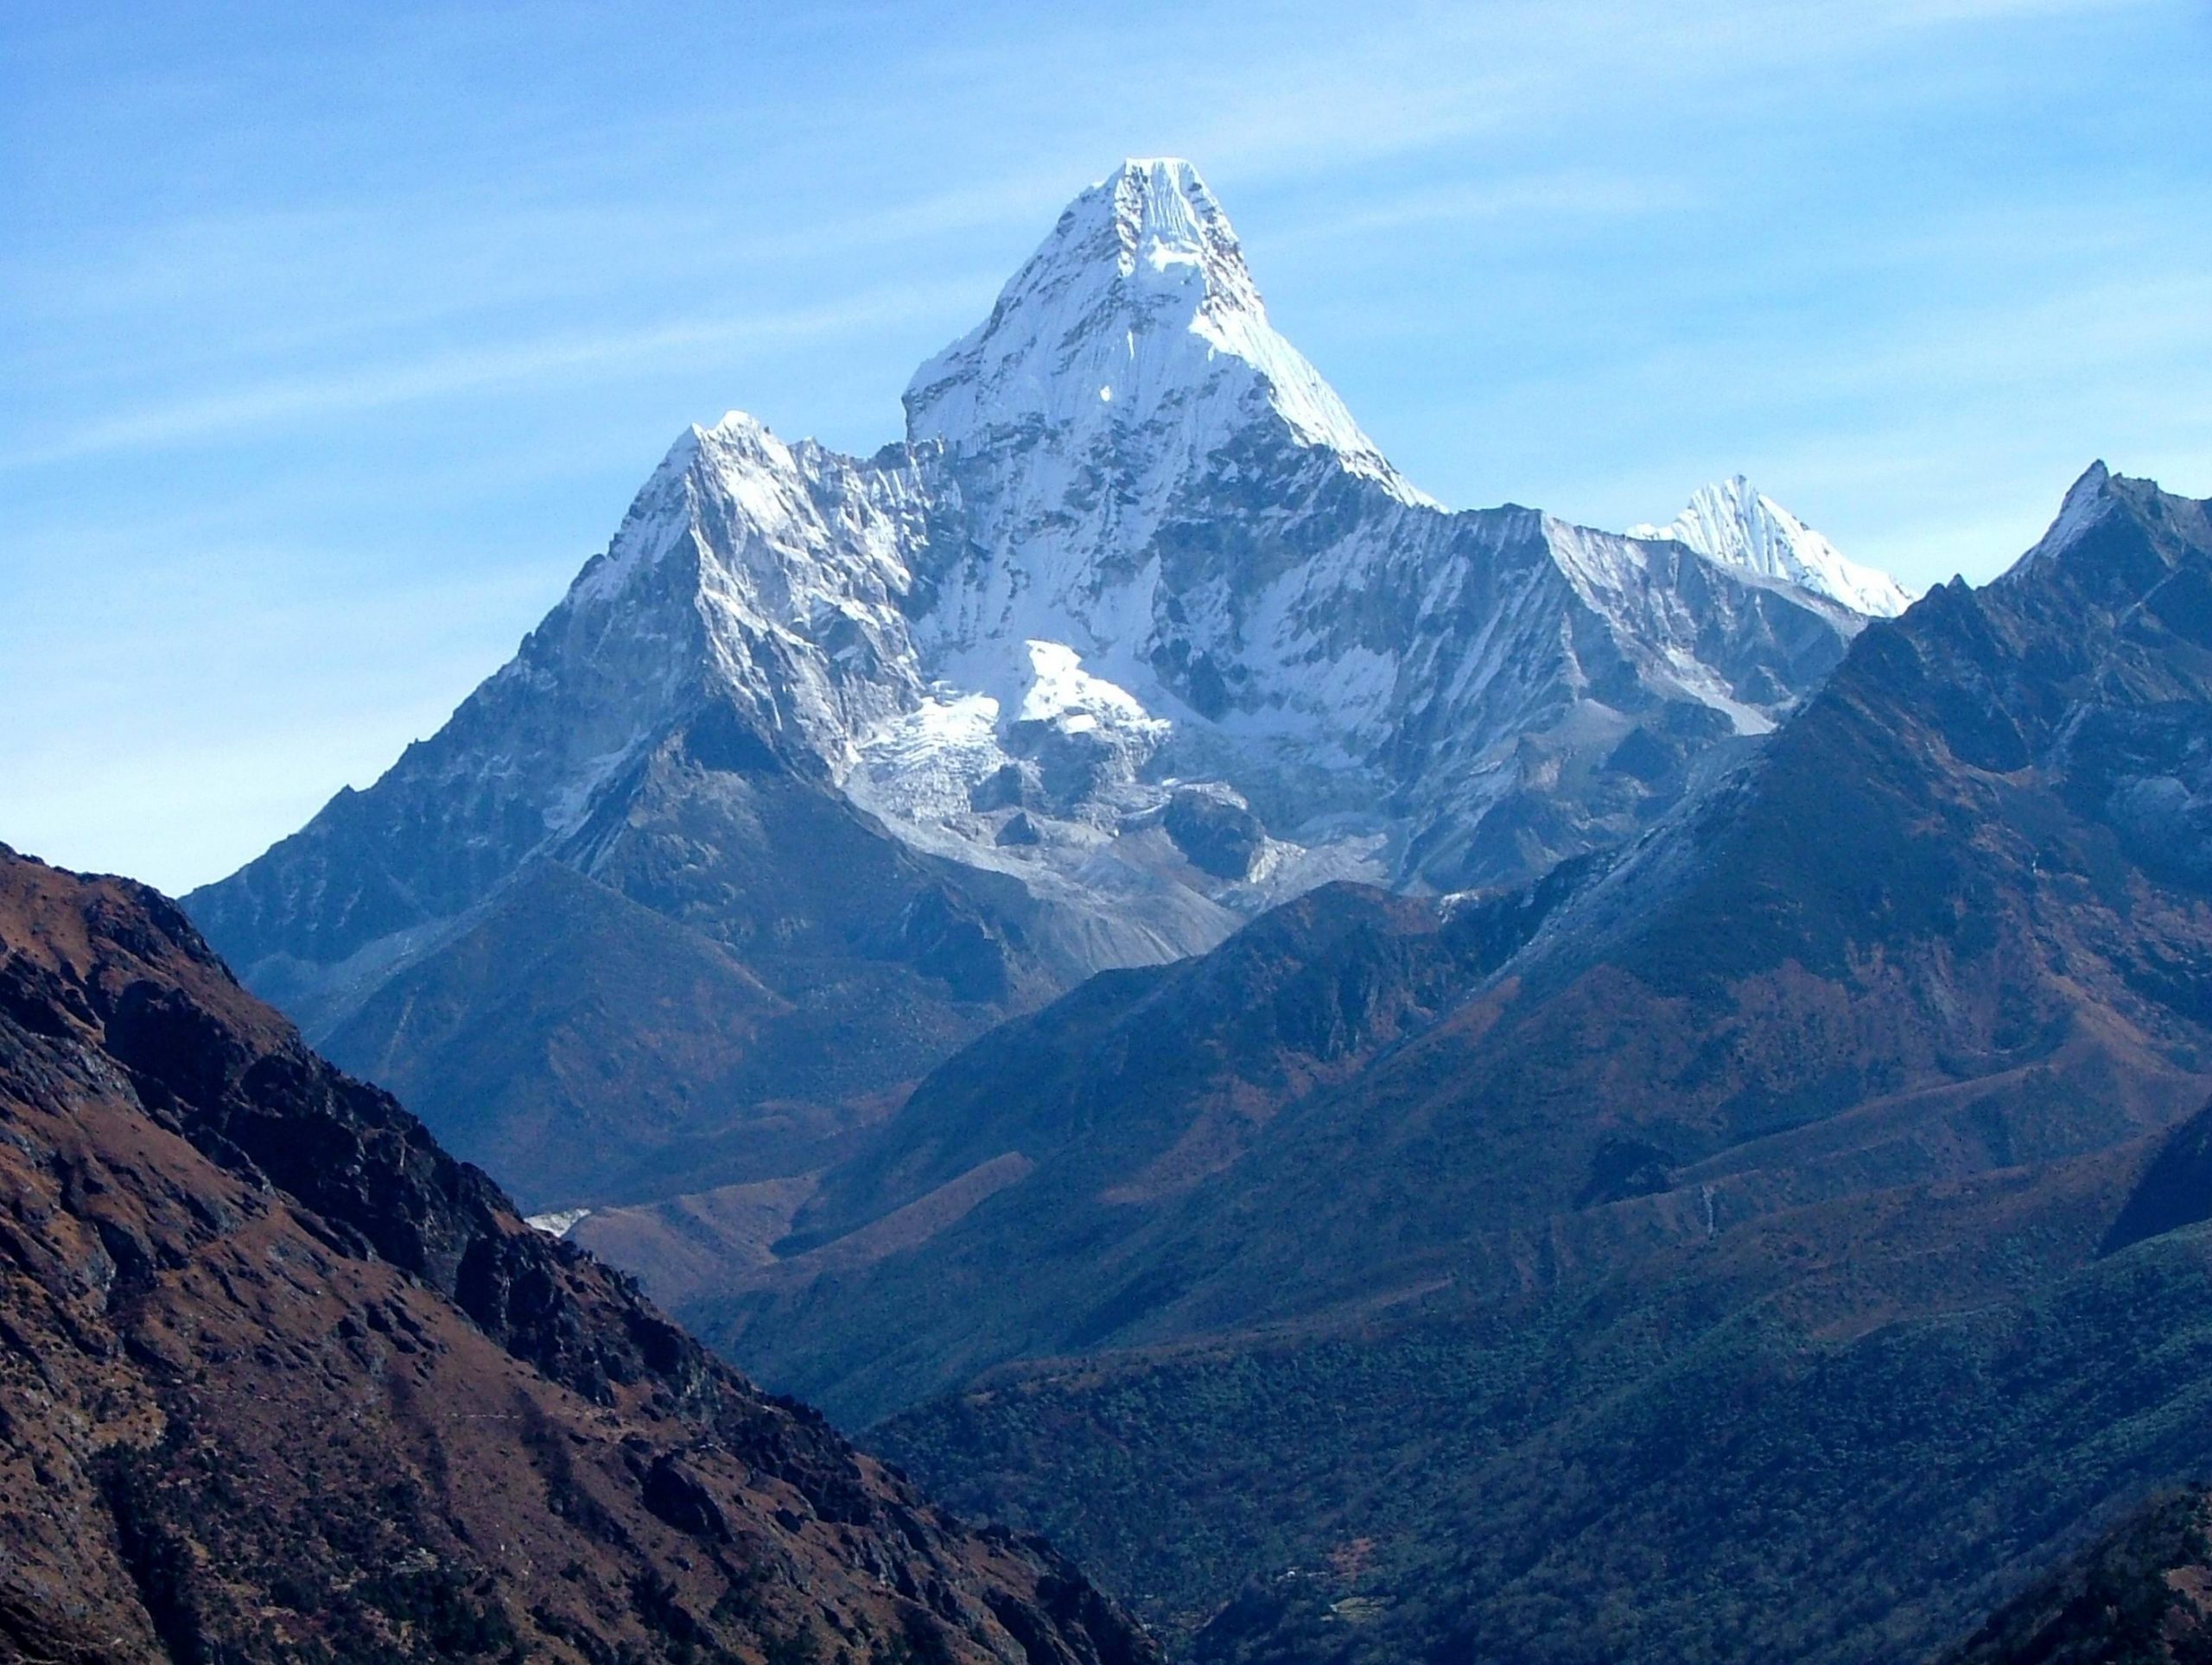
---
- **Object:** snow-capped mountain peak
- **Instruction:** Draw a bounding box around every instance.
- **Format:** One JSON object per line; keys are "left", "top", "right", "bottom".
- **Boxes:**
{"left": 190, "top": 158, "right": 1885, "bottom": 1086}
{"left": 1099, "top": 156, "right": 1254, "bottom": 300}
{"left": 903, "top": 157, "right": 1423, "bottom": 504}
{"left": 1631, "top": 476, "right": 1914, "bottom": 618}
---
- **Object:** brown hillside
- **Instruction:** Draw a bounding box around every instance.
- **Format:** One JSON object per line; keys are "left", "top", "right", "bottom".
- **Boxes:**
{"left": 0, "top": 845, "right": 1155, "bottom": 1665}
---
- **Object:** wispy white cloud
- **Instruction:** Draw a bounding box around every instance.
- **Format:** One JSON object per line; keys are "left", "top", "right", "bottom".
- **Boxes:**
{"left": 0, "top": 276, "right": 985, "bottom": 467}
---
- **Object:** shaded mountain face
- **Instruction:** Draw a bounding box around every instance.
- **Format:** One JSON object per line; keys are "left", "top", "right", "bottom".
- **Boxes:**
{"left": 2106, "top": 1094, "right": 2212, "bottom": 1257}
{"left": 185, "top": 157, "right": 1885, "bottom": 1211}
{"left": 0, "top": 845, "right": 1155, "bottom": 1665}
{"left": 1941, "top": 1487, "right": 2212, "bottom": 1665}
{"left": 618, "top": 469, "right": 2212, "bottom": 1659}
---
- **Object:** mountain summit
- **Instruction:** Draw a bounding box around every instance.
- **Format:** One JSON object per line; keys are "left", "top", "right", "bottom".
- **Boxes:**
{"left": 906, "top": 158, "right": 1421, "bottom": 504}
{"left": 1632, "top": 474, "right": 1915, "bottom": 616}
{"left": 188, "top": 160, "right": 1904, "bottom": 1213}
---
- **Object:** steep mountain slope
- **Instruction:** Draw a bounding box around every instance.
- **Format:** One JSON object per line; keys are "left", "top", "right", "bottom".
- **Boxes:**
{"left": 889, "top": 1157, "right": 2212, "bottom": 1662}
{"left": 186, "top": 157, "right": 1889, "bottom": 1213}
{"left": 184, "top": 429, "right": 1075, "bottom": 1209}
{"left": 0, "top": 843, "right": 1155, "bottom": 1664}
{"left": 620, "top": 467, "right": 2212, "bottom": 1658}
{"left": 677, "top": 464, "right": 2212, "bottom": 1421}
{"left": 1942, "top": 1486, "right": 2212, "bottom": 1663}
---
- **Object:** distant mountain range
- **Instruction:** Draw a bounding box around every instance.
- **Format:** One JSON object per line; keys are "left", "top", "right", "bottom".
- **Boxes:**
{"left": 186, "top": 158, "right": 1894, "bottom": 1217}
{"left": 147, "top": 156, "right": 2212, "bottom": 1662}
{"left": 719, "top": 465, "right": 2212, "bottom": 1418}
{"left": 618, "top": 464, "right": 2212, "bottom": 1660}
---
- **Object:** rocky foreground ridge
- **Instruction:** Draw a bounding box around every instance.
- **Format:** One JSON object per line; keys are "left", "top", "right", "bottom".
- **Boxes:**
{"left": 0, "top": 843, "right": 1154, "bottom": 1664}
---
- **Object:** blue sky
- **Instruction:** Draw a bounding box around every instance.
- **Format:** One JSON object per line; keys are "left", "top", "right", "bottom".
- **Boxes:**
{"left": 4, "top": 0, "right": 2209, "bottom": 893}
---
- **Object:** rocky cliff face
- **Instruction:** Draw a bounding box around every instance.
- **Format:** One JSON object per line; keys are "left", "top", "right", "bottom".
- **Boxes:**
{"left": 0, "top": 843, "right": 1156, "bottom": 1664}
{"left": 185, "top": 157, "right": 1890, "bottom": 1212}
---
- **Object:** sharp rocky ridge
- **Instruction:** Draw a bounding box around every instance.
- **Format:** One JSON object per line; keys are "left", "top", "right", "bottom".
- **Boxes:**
{"left": 188, "top": 158, "right": 1910, "bottom": 1172}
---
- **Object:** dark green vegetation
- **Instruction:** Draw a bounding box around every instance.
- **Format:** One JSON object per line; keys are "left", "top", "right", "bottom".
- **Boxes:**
{"left": 885, "top": 1186, "right": 2212, "bottom": 1661}
{"left": 0, "top": 846, "right": 1155, "bottom": 1663}
{"left": 650, "top": 471, "right": 2212, "bottom": 1659}
{"left": 1943, "top": 1485, "right": 2212, "bottom": 1663}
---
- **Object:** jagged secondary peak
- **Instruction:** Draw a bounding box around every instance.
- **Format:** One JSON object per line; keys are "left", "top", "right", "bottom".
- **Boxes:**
{"left": 903, "top": 157, "right": 1425, "bottom": 503}
{"left": 485, "top": 404, "right": 930, "bottom": 817}
{"left": 1632, "top": 474, "right": 1914, "bottom": 618}
{"left": 582, "top": 408, "right": 922, "bottom": 628}
{"left": 2005, "top": 460, "right": 2116, "bottom": 576}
